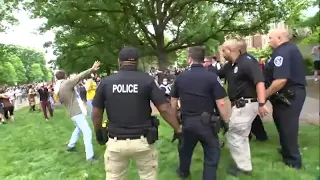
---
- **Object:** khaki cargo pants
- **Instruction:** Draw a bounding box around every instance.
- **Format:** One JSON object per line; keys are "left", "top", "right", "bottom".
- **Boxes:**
{"left": 104, "top": 136, "right": 158, "bottom": 180}
{"left": 227, "top": 101, "right": 258, "bottom": 171}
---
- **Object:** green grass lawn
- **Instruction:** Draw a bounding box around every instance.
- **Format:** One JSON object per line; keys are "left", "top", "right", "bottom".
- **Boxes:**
{"left": 0, "top": 106, "right": 319, "bottom": 180}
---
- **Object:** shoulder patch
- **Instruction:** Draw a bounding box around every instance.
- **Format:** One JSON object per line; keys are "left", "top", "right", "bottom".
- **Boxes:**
{"left": 274, "top": 56, "right": 283, "bottom": 67}
{"left": 217, "top": 76, "right": 223, "bottom": 87}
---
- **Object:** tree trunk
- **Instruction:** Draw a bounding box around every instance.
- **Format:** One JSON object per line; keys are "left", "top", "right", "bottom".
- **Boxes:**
{"left": 157, "top": 50, "right": 168, "bottom": 70}
{"left": 155, "top": 31, "right": 168, "bottom": 82}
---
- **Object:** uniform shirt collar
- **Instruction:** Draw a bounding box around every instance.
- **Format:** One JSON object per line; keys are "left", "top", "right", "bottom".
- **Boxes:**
{"left": 190, "top": 64, "right": 205, "bottom": 69}
{"left": 275, "top": 41, "right": 289, "bottom": 50}
{"left": 119, "top": 65, "right": 138, "bottom": 71}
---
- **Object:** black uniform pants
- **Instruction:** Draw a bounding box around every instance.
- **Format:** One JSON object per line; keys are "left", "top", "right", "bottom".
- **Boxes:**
{"left": 177, "top": 116, "right": 220, "bottom": 180}
{"left": 250, "top": 115, "right": 268, "bottom": 141}
{"left": 272, "top": 88, "right": 306, "bottom": 169}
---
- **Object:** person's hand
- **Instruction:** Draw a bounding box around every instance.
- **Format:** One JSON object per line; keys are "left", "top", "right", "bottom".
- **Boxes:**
{"left": 95, "top": 130, "right": 107, "bottom": 145}
{"left": 91, "top": 61, "right": 101, "bottom": 72}
{"left": 220, "top": 119, "right": 229, "bottom": 135}
{"left": 258, "top": 104, "right": 269, "bottom": 117}
{"left": 171, "top": 131, "right": 182, "bottom": 143}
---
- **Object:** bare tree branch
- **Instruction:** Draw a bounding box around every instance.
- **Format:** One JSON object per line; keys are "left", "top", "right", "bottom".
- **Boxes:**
{"left": 71, "top": 3, "right": 123, "bottom": 13}
{"left": 118, "top": 2, "right": 157, "bottom": 49}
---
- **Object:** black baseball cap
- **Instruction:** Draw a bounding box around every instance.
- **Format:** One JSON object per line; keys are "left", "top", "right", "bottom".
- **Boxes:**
{"left": 118, "top": 46, "right": 140, "bottom": 61}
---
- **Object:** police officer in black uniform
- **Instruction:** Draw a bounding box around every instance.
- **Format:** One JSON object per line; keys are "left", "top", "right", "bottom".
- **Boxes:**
{"left": 265, "top": 28, "right": 306, "bottom": 169}
{"left": 238, "top": 40, "right": 269, "bottom": 141}
{"left": 217, "top": 39, "right": 268, "bottom": 176}
{"left": 170, "top": 46, "right": 229, "bottom": 180}
{"left": 92, "top": 47, "right": 181, "bottom": 180}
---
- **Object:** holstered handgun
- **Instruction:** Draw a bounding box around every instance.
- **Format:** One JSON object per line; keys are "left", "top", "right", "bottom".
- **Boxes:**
{"left": 201, "top": 112, "right": 220, "bottom": 134}
{"left": 146, "top": 116, "right": 160, "bottom": 144}
{"left": 270, "top": 92, "right": 291, "bottom": 106}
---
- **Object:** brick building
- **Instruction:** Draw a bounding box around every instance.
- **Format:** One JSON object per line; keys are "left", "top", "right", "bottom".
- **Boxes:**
{"left": 217, "top": 21, "right": 289, "bottom": 62}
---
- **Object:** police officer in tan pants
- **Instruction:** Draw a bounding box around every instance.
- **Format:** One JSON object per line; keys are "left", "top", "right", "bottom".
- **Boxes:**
{"left": 92, "top": 47, "right": 181, "bottom": 180}
{"left": 217, "top": 39, "right": 269, "bottom": 177}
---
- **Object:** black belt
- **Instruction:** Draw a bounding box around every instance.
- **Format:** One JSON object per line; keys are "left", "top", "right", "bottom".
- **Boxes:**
{"left": 231, "top": 98, "right": 257, "bottom": 107}
{"left": 109, "top": 135, "right": 145, "bottom": 140}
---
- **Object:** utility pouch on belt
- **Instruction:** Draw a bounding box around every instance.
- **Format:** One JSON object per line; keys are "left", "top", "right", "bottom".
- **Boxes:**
{"left": 146, "top": 116, "right": 160, "bottom": 144}
{"left": 200, "top": 112, "right": 211, "bottom": 125}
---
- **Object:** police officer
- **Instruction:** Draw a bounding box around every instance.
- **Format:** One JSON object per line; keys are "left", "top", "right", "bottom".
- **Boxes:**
{"left": 217, "top": 39, "right": 269, "bottom": 176}
{"left": 170, "top": 46, "right": 229, "bottom": 180}
{"left": 92, "top": 47, "right": 181, "bottom": 180}
{"left": 265, "top": 28, "right": 306, "bottom": 169}
{"left": 238, "top": 40, "right": 269, "bottom": 141}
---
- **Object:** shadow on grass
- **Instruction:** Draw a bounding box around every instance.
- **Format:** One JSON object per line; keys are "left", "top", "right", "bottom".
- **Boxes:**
{"left": 0, "top": 107, "right": 319, "bottom": 180}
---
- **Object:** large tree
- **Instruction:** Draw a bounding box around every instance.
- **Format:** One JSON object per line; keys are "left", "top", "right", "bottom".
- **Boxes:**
{"left": 23, "top": 0, "right": 304, "bottom": 71}
{"left": 0, "top": 44, "right": 52, "bottom": 84}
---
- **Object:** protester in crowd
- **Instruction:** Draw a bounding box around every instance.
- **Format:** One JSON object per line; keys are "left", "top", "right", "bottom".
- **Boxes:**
{"left": 28, "top": 85, "right": 37, "bottom": 112}
{"left": 38, "top": 83, "right": 54, "bottom": 121}
{"left": 0, "top": 89, "right": 15, "bottom": 122}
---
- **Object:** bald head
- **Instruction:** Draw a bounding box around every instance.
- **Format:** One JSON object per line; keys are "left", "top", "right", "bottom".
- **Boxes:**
{"left": 268, "top": 28, "right": 290, "bottom": 48}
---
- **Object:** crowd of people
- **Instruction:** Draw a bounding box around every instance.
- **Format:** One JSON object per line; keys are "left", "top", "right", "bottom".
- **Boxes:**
{"left": 0, "top": 83, "right": 56, "bottom": 123}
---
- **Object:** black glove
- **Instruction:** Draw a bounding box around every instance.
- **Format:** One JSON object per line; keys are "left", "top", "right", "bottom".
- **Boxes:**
{"left": 171, "top": 131, "right": 182, "bottom": 143}
{"left": 95, "top": 130, "right": 107, "bottom": 145}
{"left": 220, "top": 120, "right": 229, "bottom": 135}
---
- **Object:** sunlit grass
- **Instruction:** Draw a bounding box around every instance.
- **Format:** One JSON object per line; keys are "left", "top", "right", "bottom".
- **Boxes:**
{"left": 0, "top": 106, "right": 319, "bottom": 180}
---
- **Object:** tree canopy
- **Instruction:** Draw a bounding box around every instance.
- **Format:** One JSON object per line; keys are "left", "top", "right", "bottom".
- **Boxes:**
{"left": 20, "top": 0, "right": 305, "bottom": 72}
{"left": 0, "top": 1, "right": 18, "bottom": 32}
{"left": 0, "top": 44, "right": 53, "bottom": 85}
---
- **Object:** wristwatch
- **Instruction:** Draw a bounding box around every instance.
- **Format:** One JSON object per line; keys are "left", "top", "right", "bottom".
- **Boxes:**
{"left": 258, "top": 102, "right": 266, "bottom": 107}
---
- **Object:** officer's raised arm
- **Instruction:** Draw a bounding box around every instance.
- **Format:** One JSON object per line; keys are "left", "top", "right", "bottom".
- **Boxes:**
{"left": 266, "top": 29, "right": 291, "bottom": 97}
{"left": 150, "top": 80, "right": 181, "bottom": 133}
{"left": 212, "top": 76, "right": 228, "bottom": 122}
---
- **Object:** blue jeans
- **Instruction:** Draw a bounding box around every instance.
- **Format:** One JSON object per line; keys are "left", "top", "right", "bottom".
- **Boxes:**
{"left": 68, "top": 113, "right": 94, "bottom": 160}
{"left": 87, "top": 100, "right": 93, "bottom": 123}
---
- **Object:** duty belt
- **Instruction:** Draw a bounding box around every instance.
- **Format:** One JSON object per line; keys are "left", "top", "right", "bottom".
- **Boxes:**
{"left": 109, "top": 134, "right": 146, "bottom": 140}
{"left": 231, "top": 98, "right": 257, "bottom": 107}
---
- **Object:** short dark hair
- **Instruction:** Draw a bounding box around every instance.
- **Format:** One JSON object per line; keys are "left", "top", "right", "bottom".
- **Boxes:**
{"left": 55, "top": 70, "right": 67, "bottom": 80}
{"left": 188, "top": 46, "right": 205, "bottom": 63}
{"left": 205, "top": 56, "right": 213, "bottom": 61}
